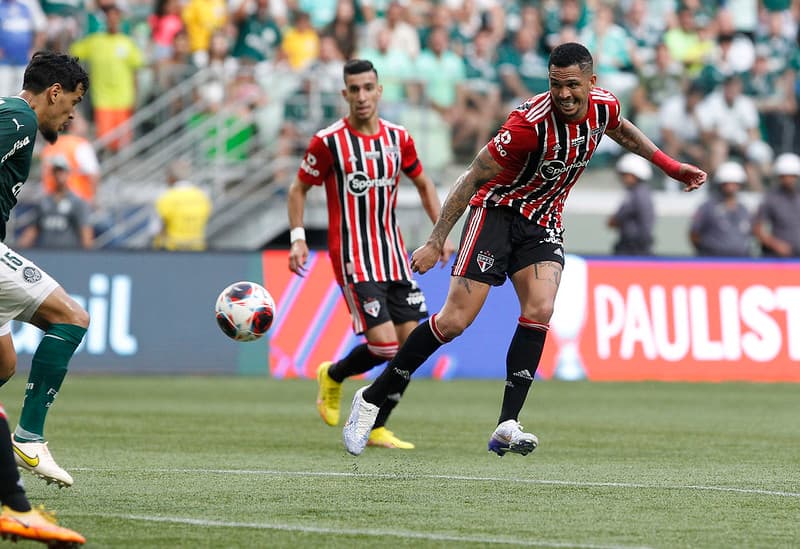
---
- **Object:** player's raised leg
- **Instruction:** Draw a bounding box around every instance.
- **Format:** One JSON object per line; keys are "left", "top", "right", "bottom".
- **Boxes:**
{"left": 12, "top": 286, "right": 89, "bottom": 487}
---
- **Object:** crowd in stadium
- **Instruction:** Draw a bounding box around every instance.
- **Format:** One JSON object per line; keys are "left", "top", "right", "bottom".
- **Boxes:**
{"left": 1, "top": 0, "right": 799, "bottom": 254}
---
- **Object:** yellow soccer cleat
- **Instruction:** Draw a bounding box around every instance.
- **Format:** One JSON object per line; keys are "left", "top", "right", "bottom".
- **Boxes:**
{"left": 0, "top": 505, "right": 85, "bottom": 546}
{"left": 367, "top": 427, "right": 415, "bottom": 449}
{"left": 316, "top": 361, "right": 342, "bottom": 426}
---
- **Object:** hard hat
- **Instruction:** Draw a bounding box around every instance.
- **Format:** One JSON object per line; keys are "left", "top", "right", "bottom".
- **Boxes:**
{"left": 714, "top": 161, "right": 747, "bottom": 184}
{"left": 615, "top": 153, "right": 652, "bottom": 181}
{"left": 773, "top": 153, "right": 800, "bottom": 177}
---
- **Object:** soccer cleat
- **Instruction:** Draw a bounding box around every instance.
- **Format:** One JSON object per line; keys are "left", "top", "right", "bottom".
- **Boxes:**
{"left": 342, "top": 387, "right": 379, "bottom": 456}
{"left": 367, "top": 427, "right": 415, "bottom": 449}
{"left": 0, "top": 505, "right": 85, "bottom": 546}
{"left": 12, "top": 438, "right": 74, "bottom": 488}
{"left": 488, "top": 419, "right": 539, "bottom": 457}
{"left": 316, "top": 361, "right": 342, "bottom": 426}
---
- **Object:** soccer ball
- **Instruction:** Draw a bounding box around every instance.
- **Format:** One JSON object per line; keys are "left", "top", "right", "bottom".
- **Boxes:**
{"left": 215, "top": 281, "right": 276, "bottom": 342}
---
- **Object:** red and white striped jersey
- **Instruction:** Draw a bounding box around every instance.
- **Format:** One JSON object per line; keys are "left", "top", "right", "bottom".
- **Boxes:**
{"left": 479, "top": 88, "right": 622, "bottom": 230}
{"left": 297, "top": 117, "right": 423, "bottom": 285}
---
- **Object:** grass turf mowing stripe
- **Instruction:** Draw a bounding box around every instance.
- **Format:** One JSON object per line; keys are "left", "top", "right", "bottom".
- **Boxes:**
{"left": 72, "top": 468, "right": 800, "bottom": 498}
{"left": 63, "top": 513, "right": 653, "bottom": 549}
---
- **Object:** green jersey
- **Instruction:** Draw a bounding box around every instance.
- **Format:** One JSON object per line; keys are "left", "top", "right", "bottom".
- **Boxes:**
{"left": 0, "top": 97, "right": 38, "bottom": 242}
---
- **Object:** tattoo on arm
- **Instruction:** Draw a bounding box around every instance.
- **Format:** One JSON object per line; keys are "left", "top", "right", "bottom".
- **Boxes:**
{"left": 456, "top": 276, "right": 472, "bottom": 294}
{"left": 606, "top": 118, "right": 656, "bottom": 159}
{"left": 533, "top": 261, "right": 562, "bottom": 287}
{"left": 429, "top": 149, "right": 500, "bottom": 247}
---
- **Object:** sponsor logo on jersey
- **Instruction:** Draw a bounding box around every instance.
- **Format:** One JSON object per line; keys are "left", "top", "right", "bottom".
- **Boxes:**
{"left": 365, "top": 151, "right": 381, "bottom": 160}
{"left": 363, "top": 297, "right": 380, "bottom": 318}
{"left": 493, "top": 130, "right": 512, "bottom": 157}
{"left": 12, "top": 118, "right": 24, "bottom": 131}
{"left": 1, "top": 135, "right": 31, "bottom": 165}
{"left": 300, "top": 153, "right": 320, "bottom": 177}
{"left": 346, "top": 171, "right": 393, "bottom": 196}
{"left": 570, "top": 136, "right": 585, "bottom": 147}
{"left": 476, "top": 250, "right": 495, "bottom": 272}
{"left": 539, "top": 158, "right": 590, "bottom": 181}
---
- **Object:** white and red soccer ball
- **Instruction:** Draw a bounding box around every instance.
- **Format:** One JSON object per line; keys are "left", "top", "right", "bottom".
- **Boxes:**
{"left": 215, "top": 281, "right": 275, "bottom": 342}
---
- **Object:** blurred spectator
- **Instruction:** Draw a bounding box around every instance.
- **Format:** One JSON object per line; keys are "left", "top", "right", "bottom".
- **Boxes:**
{"left": 579, "top": 2, "right": 638, "bottom": 110}
{"left": 659, "top": 80, "right": 708, "bottom": 179}
{"left": 607, "top": 153, "right": 655, "bottom": 256}
{"left": 742, "top": 45, "right": 797, "bottom": 154}
{"left": 294, "top": 35, "right": 345, "bottom": 127}
{"left": 181, "top": 0, "right": 228, "bottom": 62}
{"left": 38, "top": 0, "right": 84, "bottom": 52}
{"left": 697, "top": 73, "right": 773, "bottom": 190}
{"left": 631, "top": 42, "right": 684, "bottom": 139}
{"left": 148, "top": 0, "right": 184, "bottom": 64}
{"left": 620, "top": 0, "right": 664, "bottom": 68}
{"left": 752, "top": 153, "right": 800, "bottom": 257}
{"left": 151, "top": 28, "right": 198, "bottom": 115}
{"left": 755, "top": 8, "right": 796, "bottom": 74}
{"left": 0, "top": 0, "right": 46, "bottom": 97}
{"left": 444, "top": 0, "right": 505, "bottom": 46}
{"left": 417, "top": 3, "right": 453, "bottom": 51}
{"left": 689, "top": 161, "right": 753, "bottom": 257}
{"left": 497, "top": 25, "right": 549, "bottom": 107}
{"left": 85, "top": 0, "right": 132, "bottom": 35}
{"left": 413, "top": 26, "right": 466, "bottom": 129}
{"left": 70, "top": 4, "right": 145, "bottom": 154}
{"left": 365, "top": 1, "right": 420, "bottom": 60}
{"left": 40, "top": 111, "right": 100, "bottom": 204}
{"left": 297, "top": 0, "right": 337, "bottom": 30}
{"left": 323, "top": 0, "right": 359, "bottom": 60}
{"left": 457, "top": 27, "right": 501, "bottom": 154}
{"left": 281, "top": 10, "right": 320, "bottom": 71}
{"left": 542, "top": 0, "right": 588, "bottom": 49}
{"left": 357, "top": 26, "right": 414, "bottom": 120}
{"left": 230, "top": 0, "right": 282, "bottom": 65}
{"left": 715, "top": 8, "right": 756, "bottom": 72}
{"left": 17, "top": 156, "right": 94, "bottom": 250}
{"left": 151, "top": 159, "right": 212, "bottom": 251}
{"left": 663, "top": 5, "right": 714, "bottom": 75}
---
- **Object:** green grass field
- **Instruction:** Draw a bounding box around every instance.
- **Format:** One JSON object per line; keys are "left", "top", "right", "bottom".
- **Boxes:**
{"left": 2, "top": 376, "right": 798, "bottom": 548}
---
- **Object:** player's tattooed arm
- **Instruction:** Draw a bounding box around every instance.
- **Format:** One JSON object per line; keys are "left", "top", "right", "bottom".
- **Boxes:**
{"left": 428, "top": 147, "right": 501, "bottom": 248}
{"left": 605, "top": 118, "right": 658, "bottom": 159}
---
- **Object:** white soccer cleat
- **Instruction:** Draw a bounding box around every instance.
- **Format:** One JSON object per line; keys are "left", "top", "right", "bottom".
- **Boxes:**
{"left": 12, "top": 439, "right": 73, "bottom": 487}
{"left": 487, "top": 419, "right": 538, "bottom": 457}
{"left": 342, "top": 387, "right": 379, "bottom": 456}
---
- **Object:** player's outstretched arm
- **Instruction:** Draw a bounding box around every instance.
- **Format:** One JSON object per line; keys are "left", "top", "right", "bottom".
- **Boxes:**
{"left": 287, "top": 177, "right": 312, "bottom": 276}
{"left": 410, "top": 171, "right": 456, "bottom": 267}
{"left": 410, "top": 147, "right": 502, "bottom": 274}
{"left": 606, "top": 118, "right": 707, "bottom": 192}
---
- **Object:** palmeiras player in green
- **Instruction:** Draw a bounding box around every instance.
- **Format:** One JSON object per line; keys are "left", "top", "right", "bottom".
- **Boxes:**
{"left": 0, "top": 51, "right": 90, "bottom": 487}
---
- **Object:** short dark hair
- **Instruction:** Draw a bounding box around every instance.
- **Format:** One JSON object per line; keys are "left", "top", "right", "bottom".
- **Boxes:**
{"left": 23, "top": 51, "right": 89, "bottom": 94}
{"left": 548, "top": 42, "right": 593, "bottom": 74}
{"left": 343, "top": 59, "right": 378, "bottom": 82}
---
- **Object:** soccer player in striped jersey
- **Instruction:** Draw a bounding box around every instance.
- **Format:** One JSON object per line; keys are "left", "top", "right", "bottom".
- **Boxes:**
{"left": 288, "top": 59, "right": 454, "bottom": 450}
{"left": 0, "top": 52, "right": 90, "bottom": 485}
{"left": 343, "top": 42, "right": 706, "bottom": 456}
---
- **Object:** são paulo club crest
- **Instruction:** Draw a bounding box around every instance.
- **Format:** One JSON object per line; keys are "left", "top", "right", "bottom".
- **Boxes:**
{"left": 476, "top": 250, "right": 495, "bottom": 273}
{"left": 363, "top": 297, "right": 381, "bottom": 318}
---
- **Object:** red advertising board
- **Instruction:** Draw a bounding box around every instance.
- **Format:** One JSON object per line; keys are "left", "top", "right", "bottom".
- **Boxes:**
{"left": 263, "top": 250, "right": 800, "bottom": 382}
{"left": 577, "top": 260, "right": 800, "bottom": 382}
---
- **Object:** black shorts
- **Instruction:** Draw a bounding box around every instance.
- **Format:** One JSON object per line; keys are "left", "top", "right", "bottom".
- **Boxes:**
{"left": 341, "top": 280, "right": 428, "bottom": 335}
{"left": 452, "top": 206, "right": 565, "bottom": 286}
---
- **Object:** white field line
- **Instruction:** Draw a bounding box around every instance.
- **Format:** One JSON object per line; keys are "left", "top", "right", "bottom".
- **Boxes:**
{"left": 66, "top": 512, "right": 652, "bottom": 549}
{"left": 73, "top": 467, "right": 800, "bottom": 498}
